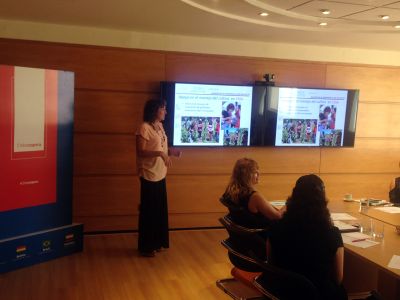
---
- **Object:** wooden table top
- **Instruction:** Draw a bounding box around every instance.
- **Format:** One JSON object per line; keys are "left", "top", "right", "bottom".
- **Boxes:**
{"left": 329, "top": 200, "right": 400, "bottom": 279}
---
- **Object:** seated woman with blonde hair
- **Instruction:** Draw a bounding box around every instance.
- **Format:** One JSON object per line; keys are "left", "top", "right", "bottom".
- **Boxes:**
{"left": 222, "top": 158, "right": 283, "bottom": 230}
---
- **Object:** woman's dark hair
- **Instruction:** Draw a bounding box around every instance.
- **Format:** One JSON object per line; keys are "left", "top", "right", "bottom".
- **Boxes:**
{"left": 323, "top": 106, "right": 331, "bottom": 113}
{"left": 143, "top": 99, "right": 166, "bottom": 123}
{"left": 284, "top": 174, "right": 332, "bottom": 229}
{"left": 227, "top": 103, "right": 235, "bottom": 111}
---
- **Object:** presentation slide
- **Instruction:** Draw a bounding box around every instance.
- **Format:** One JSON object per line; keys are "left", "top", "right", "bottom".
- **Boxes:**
{"left": 274, "top": 87, "right": 348, "bottom": 147}
{"left": 173, "top": 83, "right": 253, "bottom": 146}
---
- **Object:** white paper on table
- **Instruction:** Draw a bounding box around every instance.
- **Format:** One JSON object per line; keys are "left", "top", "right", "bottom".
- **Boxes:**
{"left": 333, "top": 220, "right": 358, "bottom": 231}
{"left": 342, "top": 232, "right": 371, "bottom": 239}
{"left": 374, "top": 207, "right": 400, "bottom": 214}
{"left": 270, "top": 200, "right": 286, "bottom": 207}
{"left": 331, "top": 213, "right": 358, "bottom": 221}
{"left": 341, "top": 233, "right": 379, "bottom": 248}
{"left": 388, "top": 255, "right": 400, "bottom": 269}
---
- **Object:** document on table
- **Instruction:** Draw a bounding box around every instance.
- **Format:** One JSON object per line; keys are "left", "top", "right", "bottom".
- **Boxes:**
{"left": 331, "top": 213, "right": 357, "bottom": 221}
{"left": 374, "top": 207, "right": 400, "bottom": 214}
{"left": 270, "top": 200, "right": 286, "bottom": 208}
{"left": 333, "top": 220, "right": 359, "bottom": 232}
{"left": 388, "top": 255, "right": 400, "bottom": 270}
{"left": 341, "top": 232, "right": 380, "bottom": 248}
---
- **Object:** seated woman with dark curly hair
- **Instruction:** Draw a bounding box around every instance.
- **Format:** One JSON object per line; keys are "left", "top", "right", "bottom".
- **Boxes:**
{"left": 268, "top": 174, "right": 347, "bottom": 300}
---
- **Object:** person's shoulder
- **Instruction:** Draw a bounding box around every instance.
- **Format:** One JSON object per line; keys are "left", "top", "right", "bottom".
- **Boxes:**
{"left": 328, "top": 225, "right": 343, "bottom": 241}
{"left": 136, "top": 122, "right": 152, "bottom": 137}
{"left": 137, "top": 122, "right": 149, "bottom": 129}
{"left": 249, "top": 190, "right": 263, "bottom": 202}
{"left": 331, "top": 225, "right": 341, "bottom": 235}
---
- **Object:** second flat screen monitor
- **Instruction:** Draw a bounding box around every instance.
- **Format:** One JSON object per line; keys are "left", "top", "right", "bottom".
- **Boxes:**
{"left": 252, "top": 86, "right": 359, "bottom": 147}
{"left": 172, "top": 83, "right": 253, "bottom": 146}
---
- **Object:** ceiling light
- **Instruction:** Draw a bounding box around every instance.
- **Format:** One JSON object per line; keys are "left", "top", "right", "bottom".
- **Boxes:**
{"left": 395, "top": 25, "right": 400, "bottom": 29}
{"left": 380, "top": 15, "right": 389, "bottom": 20}
{"left": 259, "top": 12, "right": 268, "bottom": 17}
{"left": 320, "top": 9, "right": 331, "bottom": 15}
{"left": 319, "top": 22, "right": 328, "bottom": 26}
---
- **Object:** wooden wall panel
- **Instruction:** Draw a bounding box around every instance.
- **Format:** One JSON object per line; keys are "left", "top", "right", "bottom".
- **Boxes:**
{"left": 74, "top": 134, "right": 135, "bottom": 175}
{"left": 0, "top": 39, "right": 165, "bottom": 92}
{"left": 167, "top": 175, "right": 227, "bottom": 213}
{"left": 321, "top": 173, "right": 394, "bottom": 200}
{"left": 169, "top": 147, "right": 320, "bottom": 175}
{"left": 165, "top": 53, "right": 327, "bottom": 87}
{"left": 320, "top": 139, "right": 400, "bottom": 174}
{"left": 326, "top": 64, "right": 400, "bottom": 102}
{"left": 73, "top": 176, "right": 139, "bottom": 216}
{"left": 356, "top": 103, "right": 400, "bottom": 138}
{"left": 74, "top": 90, "right": 156, "bottom": 133}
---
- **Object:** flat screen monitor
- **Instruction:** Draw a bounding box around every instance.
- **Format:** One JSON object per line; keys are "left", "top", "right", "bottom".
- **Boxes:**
{"left": 162, "top": 82, "right": 359, "bottom": 147}
{"left": 252, "top": 86, "right": 359, "bottom": 147}
{"left": 161, "top": 82, "right": 253, "bottom": 147}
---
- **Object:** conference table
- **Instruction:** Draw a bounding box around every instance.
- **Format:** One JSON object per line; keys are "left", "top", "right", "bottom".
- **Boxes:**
{"left": 328, "top": 201, "right": 400, "bottom": 300}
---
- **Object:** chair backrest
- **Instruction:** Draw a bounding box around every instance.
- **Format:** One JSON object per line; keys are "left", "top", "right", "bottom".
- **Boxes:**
{"left": 219, "top": 215, "right": 267, "bottom": 272}
{"left": 219, "top": 196, "right": 243, "bottom": 213}
{"left": 251, "top": 256, "right": 319, "bottom": 300}
{"left": 219, "top": 196, "right": 271, "bottom": 229}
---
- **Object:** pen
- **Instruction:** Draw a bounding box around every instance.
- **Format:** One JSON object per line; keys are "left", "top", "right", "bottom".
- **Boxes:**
{"left": 352, "top": 238, "right": 367, "bottom": 242}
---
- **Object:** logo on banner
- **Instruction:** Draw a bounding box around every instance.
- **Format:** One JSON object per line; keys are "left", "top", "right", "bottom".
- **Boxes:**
{"left": 64, "top": 233, "right": 75, "bottom": 246}
{"left": 42, "top": 240, "right": 52, "bottom": 252}
{"left": 16, "top": 245, "right": 27, "bottom": 259}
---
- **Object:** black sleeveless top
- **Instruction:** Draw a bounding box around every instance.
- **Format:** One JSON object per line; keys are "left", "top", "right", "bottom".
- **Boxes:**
{"left": 389, "top": 177, "right": 400, "bottom": 204}
{"left": 222, "top": 191, "right": 270, "bottom": 263}
{"left": 224, "top": 191, "right": 271, "bottom": 230}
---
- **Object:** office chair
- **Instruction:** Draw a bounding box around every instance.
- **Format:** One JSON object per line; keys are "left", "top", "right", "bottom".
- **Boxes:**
{"left": 251, "top": 258, "right": 319, "bottom": 300}
{"left": 219, "top": 215, "right": 267, "bottom": 272}
{"left": 216, "top": 214, "right": 269, "bottom": 300}
{"left": 251, "top": 252, "right": 381, "bottom": 300}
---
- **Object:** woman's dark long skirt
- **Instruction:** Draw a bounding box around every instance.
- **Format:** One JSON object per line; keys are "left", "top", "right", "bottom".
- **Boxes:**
{"left": 138, "top": 177, "right": 169, "bottom": 253}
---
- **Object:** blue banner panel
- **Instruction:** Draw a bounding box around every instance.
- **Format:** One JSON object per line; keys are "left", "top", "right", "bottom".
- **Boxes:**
{"left": 0, "top": 223, "right": 83, "bottom": 274}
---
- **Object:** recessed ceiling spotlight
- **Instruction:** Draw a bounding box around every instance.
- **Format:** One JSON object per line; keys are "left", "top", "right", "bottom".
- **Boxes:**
{"left": 395, "top": 25, "right": 400, "bottom": 29}
{"left": 319, "top": 22, "right": 328, "bottom": 26}
{"left": 380, "top": 15, "right": 390, "bottom": 20}
{"left": 259, "top": 12, "right": 269, "bottom": 17}
{"left": 320, "top": 9, "right": 331, "bottom": 15}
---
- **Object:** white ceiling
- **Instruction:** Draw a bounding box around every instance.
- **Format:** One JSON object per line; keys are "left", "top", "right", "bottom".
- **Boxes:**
{"left": 1, "top": 0, "right": 400, "bottom": 51}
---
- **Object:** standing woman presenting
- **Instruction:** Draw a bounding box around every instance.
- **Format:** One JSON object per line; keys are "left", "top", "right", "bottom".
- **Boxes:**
{"left": 136, "top": 99, "right": 180, "bottom": 257}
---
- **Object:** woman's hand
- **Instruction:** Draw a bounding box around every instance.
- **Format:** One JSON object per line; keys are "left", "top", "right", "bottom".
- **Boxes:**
{"left": 169, "top": 148, "right": 182, "bottom": 158}
{"left": 160, "top": 152, "right": 172, "bottom": 167}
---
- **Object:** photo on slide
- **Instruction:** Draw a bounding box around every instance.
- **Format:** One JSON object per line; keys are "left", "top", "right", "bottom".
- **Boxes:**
{"left": 319, "top": 129, "right": 343, "bottom": 146}
{"left": 318, "top": 105, "right": 337, "bottom": 131}
{"left": 223, "top": 128, "right": 249, "bottom": 146}
{"left": 221, "top": 101, "right": 241, "bottom": 130}
{"left": 281, "top": 119, "right": 317, "bottom": 144}
{"left": 180, "top": 116, "right": 220, "bottom": 144}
